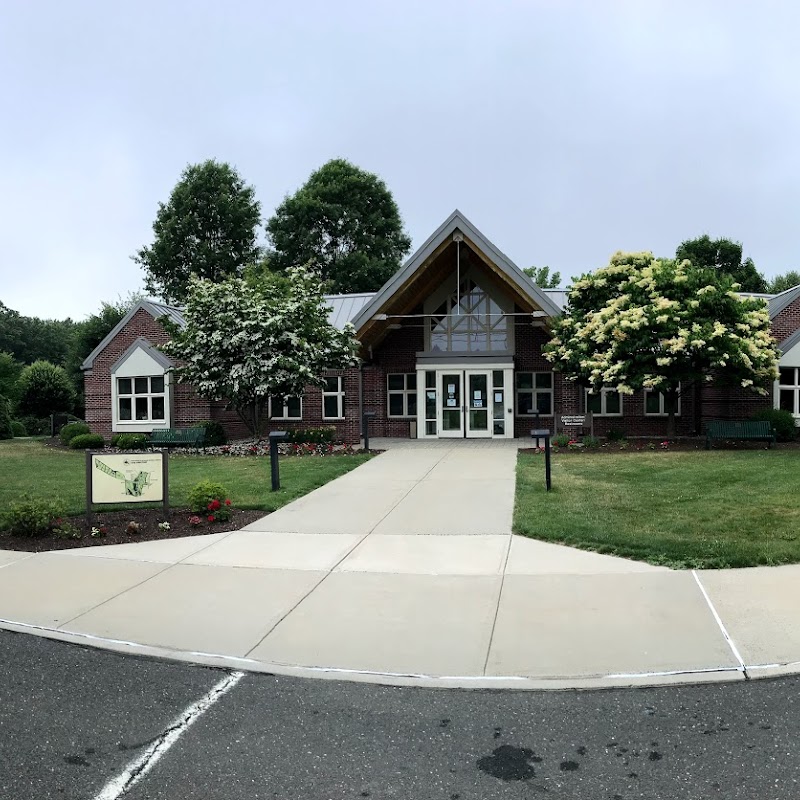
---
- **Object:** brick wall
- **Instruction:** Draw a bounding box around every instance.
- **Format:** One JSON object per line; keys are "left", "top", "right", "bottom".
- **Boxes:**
{"left": 772, "top": 293, "right": 800, "bottom": 346}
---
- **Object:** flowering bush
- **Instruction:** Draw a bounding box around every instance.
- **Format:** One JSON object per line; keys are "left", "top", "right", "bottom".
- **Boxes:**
{"left": 205, "top": 497, "right": 232, "bottom": 523}
{"left": 126, "top": 521, "right": 141, "bottom": 534}
{"left": 544, "top": 252, "right": 779, "bottom": 436}
{"left": 188, "top": 515, "right": 202, "bottom": 528}
{"left": 90, "top": 525, "right": 108, "bottom": 538}
{"left": 188, "top": 480, "right": 232, "bottom": 522}
{"left": 158, "top": 521, "right": 171, "bottom": 532}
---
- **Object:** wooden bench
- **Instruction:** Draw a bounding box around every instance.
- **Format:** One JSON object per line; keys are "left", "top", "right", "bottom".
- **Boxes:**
{"left": 149, "top": 428, "right": 206, "bottom": 448}
{"left": 705, "top": 420, "right": 775, "bottom": 450}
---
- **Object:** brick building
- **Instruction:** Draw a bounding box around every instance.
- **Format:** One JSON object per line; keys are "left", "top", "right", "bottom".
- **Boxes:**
{"left": 83, "top": 211, "right": 800, "bottom": 444}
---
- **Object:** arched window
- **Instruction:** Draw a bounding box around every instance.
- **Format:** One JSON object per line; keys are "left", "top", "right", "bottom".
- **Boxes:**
{"left": 429, "top": 279, "right": 508, "bottom": 352}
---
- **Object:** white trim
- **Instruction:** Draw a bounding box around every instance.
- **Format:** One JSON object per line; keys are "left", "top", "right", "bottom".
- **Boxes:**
{"left": 585, "top": 387, "right": 623, "bottom": 417}
{"left": 322, "top": 376, "right": 345, "bottom": 420}
{"left": 514, "top": 371, "right": 554, "bottom": 417}
{"left": 269, "top": 395, "right": 303, "bottom": 421}
{"left": 643, "top": 385, "right": 682, "bottom": 417}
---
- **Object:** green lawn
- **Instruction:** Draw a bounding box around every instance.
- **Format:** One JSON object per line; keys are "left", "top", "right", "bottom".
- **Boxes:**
{"left": 515, "top": 450, "right": 800, "bottom": 569}
{"left": 0, "top": 439, "right": 372, "bottom": 525}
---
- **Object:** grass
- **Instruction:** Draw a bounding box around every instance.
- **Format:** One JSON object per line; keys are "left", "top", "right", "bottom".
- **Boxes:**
{"left": 0, "top": 438, "right": 372, "bottom": 525}
{"left": 514, "top": 450, "right": 800, "bottom": 569}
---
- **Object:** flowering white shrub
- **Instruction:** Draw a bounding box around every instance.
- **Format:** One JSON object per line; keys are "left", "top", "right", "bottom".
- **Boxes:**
{"left": 163, "top": 266, "right": 358, "bottom": 434}
{"left": 544, "top": 252, "right": 779, "bottom": 435}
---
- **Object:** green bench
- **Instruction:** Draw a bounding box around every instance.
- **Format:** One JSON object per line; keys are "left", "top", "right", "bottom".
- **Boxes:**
{"left": 149, "top": 428, "right": 206, "bottom": 448}
{"left": 705, "top": 420, "right": 775, "bottom": 450}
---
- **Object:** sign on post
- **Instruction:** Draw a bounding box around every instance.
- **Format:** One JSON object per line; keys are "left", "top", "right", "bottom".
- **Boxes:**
{"left": 86, "top": 451, "right": 168, "bottom": 522}
{"left": 558, "top": 412, "right": 594, "bottom": 436}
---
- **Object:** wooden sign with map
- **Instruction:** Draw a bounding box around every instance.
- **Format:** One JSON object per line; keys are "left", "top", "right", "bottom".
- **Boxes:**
{"left": 86, "top": 451, "right": 169, "bottom": 519}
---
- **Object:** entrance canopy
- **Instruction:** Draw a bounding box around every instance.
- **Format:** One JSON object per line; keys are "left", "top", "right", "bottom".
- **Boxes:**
{"left": 351, "top": 210, "right": 562, "bottom": 351}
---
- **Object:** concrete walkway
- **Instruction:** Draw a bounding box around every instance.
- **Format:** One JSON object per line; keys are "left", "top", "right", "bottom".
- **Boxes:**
{"left": 1, "top": 443, "right": 799, "bottom": 689}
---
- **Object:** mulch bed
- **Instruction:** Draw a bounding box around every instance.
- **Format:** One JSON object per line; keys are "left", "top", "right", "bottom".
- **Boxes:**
{"left": 519, "top": 437, "right": 800, "bottom": 454}
{"left": 0, "top": 507, "right": 266, "bottom": 553}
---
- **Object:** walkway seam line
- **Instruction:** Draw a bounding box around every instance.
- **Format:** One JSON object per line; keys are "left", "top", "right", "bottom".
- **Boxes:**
{"left": 242, "top": 449, "right": 450, "bottom": 658}
{"left": 483, "top": 535, "right": 513, "bottom": 675}
{"left": 692, "top": 570, "right": 748, "bottom": 678}
{"left": 91, "top": 670, "right": 245, "bottom": 800}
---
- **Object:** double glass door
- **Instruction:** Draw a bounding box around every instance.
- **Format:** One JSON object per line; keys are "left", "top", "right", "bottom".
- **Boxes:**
{"left": 438, "top": 370, "right": 495, "bottom": 438}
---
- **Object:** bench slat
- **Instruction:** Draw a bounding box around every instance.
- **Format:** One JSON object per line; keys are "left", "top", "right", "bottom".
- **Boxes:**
{"left": 705, "top": 420, "right": 775, "bottom": 449}
{"left": 149, "top": 428, "right": 205, "bottom": 447}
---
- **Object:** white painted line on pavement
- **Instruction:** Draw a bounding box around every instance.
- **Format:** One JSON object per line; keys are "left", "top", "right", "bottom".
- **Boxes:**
{"left": 692, "top": 570, "right": 747, "bottom": 673}
{"left": 92, "top": 670, "right": 245, "bottom": 800}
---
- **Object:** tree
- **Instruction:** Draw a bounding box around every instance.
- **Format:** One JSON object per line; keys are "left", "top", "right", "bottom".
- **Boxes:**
{"left": 266, "top": 159, "right": 412, "bottom": 293}
{"left": 0, "top": 395, "right": 12, "bottom": 440}
{"left": 766, "top": 270, "right": 800, "bottom": 294}
{"left": 17, "top": 360, "right": 75, "bottom": 418}
{"left": 0, "top": 352, "right": 23, "bottom": 402}
{"left": 523, "top": 266, "right": 561, "bottom": 288}
{"left": 544, "top": 252, "right": 779, "bottom": 437}
{"left": 134, "top": 159, "right": 262, "bottom": 304}
{"left": 675, "top": 235, "right": 767, "bottom": 292}
{"left": 163, "top": 267, "right": 357, "bottom": 435}
{"left": 0, "top": 302, "right": 76, "bottom": 365}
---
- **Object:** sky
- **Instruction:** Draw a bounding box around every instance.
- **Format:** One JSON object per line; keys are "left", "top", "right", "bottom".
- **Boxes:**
{"left": 2, "top": 0, "right": 800, "bottom": 321}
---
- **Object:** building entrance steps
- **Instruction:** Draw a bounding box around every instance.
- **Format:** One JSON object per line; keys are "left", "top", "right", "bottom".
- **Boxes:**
{"left": 1, "top": 445, "right": 800, "bottom": 689}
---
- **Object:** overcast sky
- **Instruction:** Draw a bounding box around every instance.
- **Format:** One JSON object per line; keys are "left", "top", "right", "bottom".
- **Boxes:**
{"left": 2, "top": 1, "right": 799, "bottom": 320}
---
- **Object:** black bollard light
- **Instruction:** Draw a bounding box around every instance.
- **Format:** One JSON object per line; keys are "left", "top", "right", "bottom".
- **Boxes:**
{"left": 362, "top": 410, "right": 376, "bottom": 451}
{"left": 531, "top": 428, "right": 552, "bottom": 491}
{"left": 269, "top": 431, "right": 287, "bottom": 491}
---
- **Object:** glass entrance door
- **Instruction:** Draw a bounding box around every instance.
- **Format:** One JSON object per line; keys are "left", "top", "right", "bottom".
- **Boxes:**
{"left": 465, "top": 371, "right": 492, "bottom": 438}
{"left": 438, "top": 372, "right": 464, "bottom": 438}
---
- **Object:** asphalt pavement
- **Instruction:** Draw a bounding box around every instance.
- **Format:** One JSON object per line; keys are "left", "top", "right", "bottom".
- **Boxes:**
{"left": 2, "top": 630, "right": 798, "bottom": 800}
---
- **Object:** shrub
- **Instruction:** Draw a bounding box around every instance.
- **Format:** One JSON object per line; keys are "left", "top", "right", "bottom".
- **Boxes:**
{"left": 187, "top": 479, "right": 232, "bottom": 522}
{"left": 114, "top": 433, "right": 149, "bottom": 449}
{"left": 192, "top": 420, "right": 227, "bottom": 446}
{"left": 17, "top": 360, "right": 75, "bottom": 418}
{"left": 60, "top": 421, "right": 90, "bottom": 445}
{"left": 606, "top": 427, "right": 626, "bottom": 442}
{"left": 553, "top": 432, "right": 571, "bottom": 447}
{"left": 10, "top": 420, "right": 27, "bottom": 437}
{"left": 582, "top": 435, "right": 600, "bottom": 448}
{"left": 18, "top": 415, "right": 50, "bottom": 436}
{"left": 0, "top": 395, "right": 12, "bottom": 440}
{"left": 285, "top": 427, "right": 336, "bottom": 444}
{"left": 69, "top": 433, "right": 106, "bottom": 449}
{"left": 751, "top": 408, "right": 797, "bottom": 442}
{"left": 7, "top": 496, "right": 66, "bottom": 537}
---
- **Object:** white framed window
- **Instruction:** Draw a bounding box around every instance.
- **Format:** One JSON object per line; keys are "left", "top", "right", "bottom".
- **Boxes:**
{"left": 387, "top": 373, "right": 418, "bottom": 417}
{"left": 778, "top": 367, "right": 800, "bottom": 416}
{"left": 117, "top": 376, "right": 166, "bottom": 423}
{"left": 585, "top": 388, "right": 623, "bottom": 416}
{"left": 269, "top": 395, "right": 302, "bottom": 420}
{"left": 644, "top": 386, "right": 682, "bottom": 416}
{"left": 516, "top": 372, "right": 553, "bottom": 415}
{"left": 322, "top": 376, "right": 345, "bottom": 419}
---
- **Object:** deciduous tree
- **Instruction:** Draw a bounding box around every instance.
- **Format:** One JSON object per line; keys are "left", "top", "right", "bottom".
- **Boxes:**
{"left": 17, "top": 360, "right": 75, "bottom": 418}
{"left": 544, "top": 252, "right": 779, "bottom": 436}
{"left": 523, "top": 266, "right": 561, "bottom": 288}
{"left": 766, "top": 270, "right": 800, "bottom": 294}
{"left": 266, "top": 159, "right": 411, "bottom": 293}
{"left": 676, "top": 235, "right": 766, "bottom": 292}
{"left": 163, "top": 267, "right": 357, "bottom": 434}
{"left": 135, "top": 160, "right": 262, "bottom": 303}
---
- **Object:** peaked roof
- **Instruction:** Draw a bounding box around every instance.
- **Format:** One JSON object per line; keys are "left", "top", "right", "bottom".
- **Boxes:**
{"left": 779, "top": 327, "right": 800, "bottom": 355}
{"left": 768, "top": 284, "right": 800, "bottom": 318}
{"left": 110, "top": 336, "right": 174, "bottom": 372}
{"left": 81, "top": 300, "right": 184, "bottom": 371}
{"left": 351, "top": 210, "right": 563, "bottom": 332}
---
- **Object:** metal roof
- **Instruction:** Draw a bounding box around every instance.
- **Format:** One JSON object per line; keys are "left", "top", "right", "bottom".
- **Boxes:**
{"left": 768, "top": 284, "right": 800, "bottom": 319}
{"left": 779, "top": 327, "right": 800, "bottom": 356}
{"left": 141, "top": 300, "right": 186, "bottom": 328}
{"left": 325, "top": 293, "right": 375, "bottom": 330}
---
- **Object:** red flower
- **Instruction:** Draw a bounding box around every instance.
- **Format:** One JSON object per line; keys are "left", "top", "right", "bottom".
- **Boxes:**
{"left": 225, "top": 499, "right": 231, "bottom": 506}
{"left": 207, "top": 515, "right": 215, "bottom": 522}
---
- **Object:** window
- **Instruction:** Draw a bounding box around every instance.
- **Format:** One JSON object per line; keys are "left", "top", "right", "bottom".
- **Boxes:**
{"left": 387, "top": 373, "right": 418, "bottom": 417}
{"left": 779, "top": 367, "right": 800, "bottom": 416}
{"left": 585, "top": 388, "right": 622, "bottom": 416}
{"left": 117, "top": 376, "right": 166, "bottom": 423}
{"left": 644, "top": 386, "right": 681, "bottom": 416}
{"left": 429, "top": 279, "right": 508, "bottom": 353}
{"left": 424, "top": 371, "right": 437, "bottom": 436}
{"left": 516, "top": 372, "right": 553, "bottom": 415}
{"left": 270, "top": 395, "right": 302, "bottom": 419}
{"left": 322, "top": 376, "right": 345, "bottom": 419}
